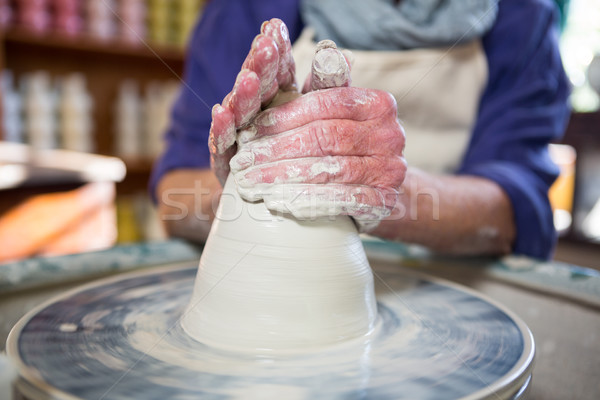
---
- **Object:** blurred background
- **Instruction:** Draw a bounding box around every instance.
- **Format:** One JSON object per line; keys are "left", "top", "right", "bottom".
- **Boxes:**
{"left": 0, "top": 0, "right": 599, "bottom": 268}
{"left": 0, "top": 0, "right": 206, "bottom": 261}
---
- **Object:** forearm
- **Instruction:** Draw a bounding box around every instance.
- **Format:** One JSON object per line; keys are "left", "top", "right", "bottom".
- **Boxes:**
{"left": 156, "top": 168, "right": 222, "bottom": 243}
{"left": 372, "top": 168, "right": 516, "bottom": 256}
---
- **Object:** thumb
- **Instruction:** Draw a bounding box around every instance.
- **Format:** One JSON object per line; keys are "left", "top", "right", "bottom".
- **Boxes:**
{"left": 302, "top": 40, "right": 352, "bottom": 93}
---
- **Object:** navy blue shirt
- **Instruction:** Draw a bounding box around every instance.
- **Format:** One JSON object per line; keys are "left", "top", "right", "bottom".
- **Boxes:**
{"left": 150, "top": 0, "right": 570, "bottom": 260}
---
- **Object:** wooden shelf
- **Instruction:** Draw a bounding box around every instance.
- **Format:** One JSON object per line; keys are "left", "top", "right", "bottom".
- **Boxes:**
{"left": 1, "top": 26, "right": 187, "bottom": 194}
{"left": 122, "top": 158, "right": 156, "bottom": 173}
{"left": 1, "top": 26, "right": 185, "bottom": 63}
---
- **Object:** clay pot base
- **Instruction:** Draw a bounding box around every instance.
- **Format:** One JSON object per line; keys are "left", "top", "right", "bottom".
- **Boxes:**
{"left": 7, "top": 263, "right": 533, "bottom": 400}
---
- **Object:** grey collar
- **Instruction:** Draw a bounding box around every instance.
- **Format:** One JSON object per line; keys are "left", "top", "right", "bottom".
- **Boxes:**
{"left": 300, "top": 0, "right": 499, "bottom": 50}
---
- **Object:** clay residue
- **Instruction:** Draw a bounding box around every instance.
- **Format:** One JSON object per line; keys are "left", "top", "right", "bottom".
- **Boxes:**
{"left": 310, "top": 46, "right": 351, "bottom": 91}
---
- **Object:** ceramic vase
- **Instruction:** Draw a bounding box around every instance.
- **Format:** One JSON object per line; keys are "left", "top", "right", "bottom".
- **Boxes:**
{"left": 181, "top": 173, "right": 377, "bottom": 353}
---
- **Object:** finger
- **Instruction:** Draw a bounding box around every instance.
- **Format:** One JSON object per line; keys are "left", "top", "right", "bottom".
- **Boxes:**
{"left": 302, "top": 41, "right": 352, "bottom": 93}
{"left": 310, "top": 46, "right": 351, "bottom": 90}
{"left": 208, "top": 104, "right": 235, "bottom": 155}
{"left": 223, "top": 69, "right": 261, "bottom": 128}
{"left": 236, "top": 183, "right": 397, "bottom": 220}
{"left": 208, "top": 104, "right": 236, "bottom": 186}
{"left": 241, "top": 34, "right": 280, "bottom": 106}
{"left": 261, "top": 18, "right": 296, "bottom": 91}
{"left": 234, "top": 155, "right": 406, "bottom": 189}
{"left": 250, "top": 87, "right": 398, "bottom": 137}
{"left": 310, "top": 41, "right": 351, "bottom": 91}
{"left": 231, "top": 118, "right": 404, "bottom": 170}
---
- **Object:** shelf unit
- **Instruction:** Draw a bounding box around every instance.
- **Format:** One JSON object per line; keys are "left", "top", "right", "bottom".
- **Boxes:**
{"left": 0, "top": 26, "right": 186, "bottom": 194}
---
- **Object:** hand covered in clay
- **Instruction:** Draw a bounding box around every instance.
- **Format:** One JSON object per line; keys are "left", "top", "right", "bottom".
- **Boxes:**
{"left": 230, "top": 86, "right": 407, "bottom": 232}
{"left": 209, "top": 18, "right": 296, "bottom": 185}
{"left": 210, "top": 19, "right": 406, "bottom": 232}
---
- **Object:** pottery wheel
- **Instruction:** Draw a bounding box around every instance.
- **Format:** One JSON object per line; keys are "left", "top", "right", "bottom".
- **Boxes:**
{"left": 7, "top": 262, "right": 534, "bottom": 400}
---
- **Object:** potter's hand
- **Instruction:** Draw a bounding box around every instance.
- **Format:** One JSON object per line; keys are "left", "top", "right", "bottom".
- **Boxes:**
{"left": 209, "top": 18, "right": 296, "bottom": 186}
{"left": 229, "top": 87, "right": 407, "bottom": 232}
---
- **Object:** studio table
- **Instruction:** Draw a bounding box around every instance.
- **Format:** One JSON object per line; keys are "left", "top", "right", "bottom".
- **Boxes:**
{"left": 1, "top": 239, "right": 598, "bottom": 399}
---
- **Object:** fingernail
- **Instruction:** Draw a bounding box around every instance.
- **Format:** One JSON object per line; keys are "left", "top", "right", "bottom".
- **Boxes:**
{"left": 230, "top": 149, "right": 254, "bottom": 171}
{"left": 279, "top": 21, "right": 289, "bottom": 42}
{"left": 316, "top": 40, "right": 336, "bottom": 51}
{"left": 211, "top": 104, "right": 220, "bottom": 118}
{"left": 251, "top": 34, "right": 265, "bottom": 50}
{"left": 260, "top": 20, "right": 270, "bottom": 34}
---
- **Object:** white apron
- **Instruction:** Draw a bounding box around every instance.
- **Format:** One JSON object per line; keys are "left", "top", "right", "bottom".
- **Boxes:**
{"left": 292, "top": 28, "right": 488, "bottom": 174}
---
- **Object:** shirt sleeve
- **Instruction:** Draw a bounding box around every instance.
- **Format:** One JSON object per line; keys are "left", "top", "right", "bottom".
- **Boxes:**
{"left": 149, "top": 0, "right": 303, "bottom": 201}
{"left": 457, "top": 0, "right": 571, "bottom": 259}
